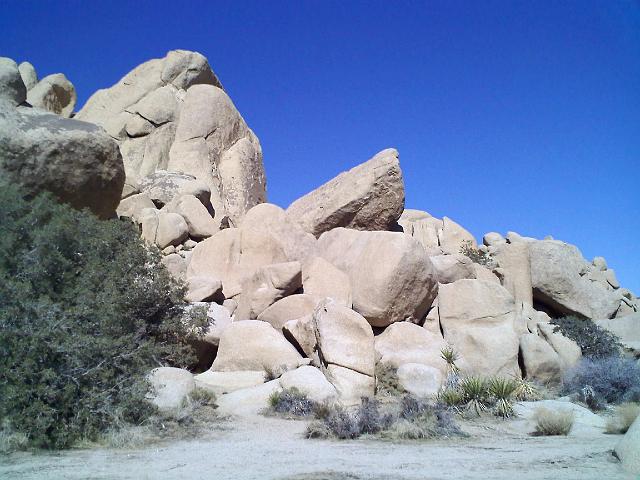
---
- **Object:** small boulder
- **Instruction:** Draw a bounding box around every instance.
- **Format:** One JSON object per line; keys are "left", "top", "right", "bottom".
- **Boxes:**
{"left": 140, "top": 209, "right": 189, "bottom": 249}
{"left": 165, "top": 194, "right": 218, "bottom": 239}
{"left": 147, "top": 367, "right": 195, "bottom": 411}
{"left": 538, "top": 323, "right": 582, "bottom": 371}
{"left": 615, "top": 415, "right": 640, "bottom": 474}
{"left": 0, "top": 57, "right": 26, "bottom": 106}
{"left": 396, "top": 363, "right": 444, "bottom": 398}
{"left": 519, "top": 333, "right": 562, "bottom": 383}
{"left": 18, "top": 61, "right": 37, "bottom": 90}
{"left": 185, "top": 276, "right": 223, "bottom": 303}
{"left": 27, "top": 73, "right": 77, "bottom": 117}
{"left": 216, "top": 379, "right": 282, "bottom": 416}
{"left": 116, "top": 193, "right": 156, "bottom": 222}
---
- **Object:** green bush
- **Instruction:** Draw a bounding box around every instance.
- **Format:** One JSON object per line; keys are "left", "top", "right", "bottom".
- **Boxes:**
{"left": 459, "top": 240, "right": 494, "bottom": 268}
{"left": 0, "top": 182, "right": 206, "bottom": 449}
{"left": 550, "top": 315, "right": 622, "bottom": 359}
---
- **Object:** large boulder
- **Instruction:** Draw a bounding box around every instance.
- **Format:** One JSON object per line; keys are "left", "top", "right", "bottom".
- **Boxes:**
{"left": 216, "top": 379, "right": 282, "bottom": 417}
{"left": 317, "top": 228, "right": 438, "bottom": 327}
{"left": 596, "top": 313, "right": 640, "bottom": 351}
{"left": 279, "top": 366, "right": 338, "bottom": 404}
{"left": 26, "top": 73, "right": 77, "bottom": 117}
{"left": 519, "top": 333, "right": 562, "bottom": 383}
{"left": 0, "top": 57, "right": 27, "bottom": 106}
{"left": 302, "top": 256, "right": 352, "bottom": 307}
{"left": 429, "top": 254, "right": 476, "bottom": 284}
{"left": 235, "top": 262, "right": 302, "bottom": 320}
{"left": 313, "top": 301, "right": 375, "bottom": 403}
{"left": 0, "top": 104, "right": 125, "bottom": 218}
{"left": 374, "top": 322, "right": 448, "bottom": 375}
{"left": 211, "top": 320, "right": 305, "bottom": 373}
{"left": 529, "top": 240, "right": 620, "bottom": 319}
{"left": 77, "top": 50, "right": 265, "bottom": 225}
{"left": 257, "top": 294, "right": 320, "bottom": 330}
{"left": 286, "top": 148, "right": 404, "bottom": 237}
{"left": 438, "top": 279, "right": 520, "bottom": 377}
{"left": 616, "top": 415, "right": 640, "bottom": 475}
{"left": 493, "top": 242, "right": 533, "bottom": 306}
{"left": 398, "top": 210, "right": 476, "bottom": 256}
{"left": 396, "top": 363, "right": 444, "bottom": 398}
{"left": 440, "top": 216, "right": 477, "bottom": 255}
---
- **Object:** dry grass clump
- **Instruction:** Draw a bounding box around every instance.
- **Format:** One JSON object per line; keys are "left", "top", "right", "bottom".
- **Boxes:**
{"left": 268, "top": 388, "right": 317, "bottom": 417}
{"left": 375, "top": 363, "right": 405, "bottom": 397}
{"left": 605, "top": 403, "right": 640, "bottom": 434}
{"left": 0, "top": 425, "right": 29, "bottom": 454}
{"left": 532, "top": 407, "right": 574, "bottom": 436}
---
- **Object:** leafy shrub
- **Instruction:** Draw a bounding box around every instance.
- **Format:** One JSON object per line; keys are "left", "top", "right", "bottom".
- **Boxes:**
{"left": 375, "top": 363, "right": 404, "bottom": 396}
{"left": 532, "top": 407, "right": 574, "bottom": 436}
{"left": 605, "top": 403, "right": 640, "bottom": 434}
{"left": 0, "top": 182, "right": 206, "bottom": 449}
{"left": 459, "top": 240, "right": 494, "bottom": 268}
{"left": 550, "top": 316, "right": 622, "bottom": 359}
{"left": 561, "top": 357, "right": 640, "bottom": 409}
{"left": 268, "top": 388, "right": 316, "bottom": 417}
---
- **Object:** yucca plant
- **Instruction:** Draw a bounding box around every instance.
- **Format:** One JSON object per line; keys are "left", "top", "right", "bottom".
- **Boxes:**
{"left": 489, "top": 377, "right": 518, "bottom": 418}
{"left": 438, "top": 387, "right": 465, "bottom": 410}
{"left": 513, "top": 377, "right": 540, "bottom": 401}
{"left": 460, "top": 376, "right": 489, "bottom": 416}
{"left": 441, "top": 346, "right": 461, "bottom": 375}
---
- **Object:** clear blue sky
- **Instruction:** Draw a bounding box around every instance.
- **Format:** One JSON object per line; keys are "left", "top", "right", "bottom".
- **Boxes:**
{"left": 2, "top": 1, "right": 639, "bottom": 294}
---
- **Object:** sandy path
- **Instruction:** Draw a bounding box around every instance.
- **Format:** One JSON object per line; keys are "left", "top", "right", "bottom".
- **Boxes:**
{"left": 0, "top": 415, "right": 632, "bottom": 480}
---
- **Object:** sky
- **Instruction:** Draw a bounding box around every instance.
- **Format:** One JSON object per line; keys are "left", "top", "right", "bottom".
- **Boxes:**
{"left": 2, "top": 1, "right": 639, "bottom": 294}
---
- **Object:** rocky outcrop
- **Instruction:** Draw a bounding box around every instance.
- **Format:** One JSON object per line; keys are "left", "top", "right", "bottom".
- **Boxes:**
{"left": 286, "top": 149, "right": 404, "bottom": 237}
{"left": 77, "top": 50, "right": 266, "bottom": 225}
{"left": 429, "top": 254, "right": 476, "bottom": 284}
{"left": 0, "top": 100, "right": 125, "bottom": 218}
{"left": 519, "top": 333, "right": 562, "bottom": 383}
{"left": 439, "top": 279, "right": 520, "bottom": 377}
{"left": 257, "top": 294, "right": 319, "bottom": 330}
{"left": 398, "top": 210, "right": 477, "bottom": 256}
{"left": 27, "top": 73, "right": 77, "bottom": 118}
{"left": 317, "top": 228, "right": 438, "bottom": 327}
{"left": 0, "top": 58, "right": 27, "bottom": 106}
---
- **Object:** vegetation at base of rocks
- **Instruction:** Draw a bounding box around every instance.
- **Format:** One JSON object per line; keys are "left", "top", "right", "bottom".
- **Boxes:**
{"left": 531, "top": 407, "right": 574, "bottom": 436}
{"left": 440, "top": 346, "right": 461, "bottom": 375}
{"left": 513, "top": 377, "right": 542, "bottom": 401}
{"left": 561, "top": 357, "right": 640, "bottom": 411}
{"left": 268, "top": 388, "right": 317, "bottom": 417}
{"left": 438, "top": 375, "right": 523, "bottom": 418}
{"left": 306, "top": 395, "right": 464, "bottom": 440}
{"left": 186, "top": 387, "right": 217, "bottom": 408}
{"left": 375, "top": 363, "right": 405, "bottom": 396}
{"left": 459, "top": 240, "right": 494, "bottom": 268}
{"left": 263, "top": 364, "right": 288, "bottom": 381}
{"left": 489, "top": 377, "right": 519, "bottom": 418}
{"left": 0, "top": 181, "right": 207, "bottom": 450}
{"left": 605, "top": 403, "right": 640, "bottom": 434}
{"left": 550, "top": 315, "right": 622, "bottom": 359}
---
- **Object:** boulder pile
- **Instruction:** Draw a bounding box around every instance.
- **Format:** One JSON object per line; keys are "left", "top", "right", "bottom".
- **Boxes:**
{"left": 3, "top": 51, "right": 638, "bottom": 413}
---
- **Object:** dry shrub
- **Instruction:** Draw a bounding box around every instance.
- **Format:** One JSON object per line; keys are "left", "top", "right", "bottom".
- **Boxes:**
{"left": 268, "top": 388, "right": 317, "bottom": 417}
{"left": 532, "top": 407, "right": 574, "bottom": 436}
{"left": 606, "top": 403, "right": 640, "bottom": 434}
{"left": 375, "top": 363, "right": 405, "bottom": 397}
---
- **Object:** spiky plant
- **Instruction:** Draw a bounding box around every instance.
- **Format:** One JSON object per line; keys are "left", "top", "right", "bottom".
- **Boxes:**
{"left": 513, "top": 377, "right": 540, "bottom": 401}
{"left": 489, "top": 377, "right": 518, "bottom": 418}
{"left": 460, "top": 376, "right": 489, "bottom": 416}
{"left": 438, "top": 388, "right": 465, "bottom": 410}
{"left": 441, "top": 346, "right": 461, "bottom": 375}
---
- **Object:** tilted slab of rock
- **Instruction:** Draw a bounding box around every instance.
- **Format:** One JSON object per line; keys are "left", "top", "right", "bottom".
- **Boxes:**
{"left": 519, "top": 333, "right": 562, "bottom": 383}
{"left": 0, "top": 103, "right": 125, "bottom": 218}
{"left": 18, "top": 61, "right": 37, "bottom": 91}
{"left": 317, "top": 228, "right": 438, "bottom": 327}
{"left": 27, "top": 73, "right": 77, "bottom": 118}
{"left": 194, "top": 370, "right": 265, "bottom": 395}
{"left": 438, "top": 279, "right": 520, "bottom": 377}
{"left": 529, "top": 240, "right": 621, "bottom": 319}
{"left": 77, "top": 50, "right": 265, "bottom": 225}
{"left": 286, "top": 148, "right": 404, "bottom": 237}
{"left": 374, "top": 322, "right": 448, "bottom": 375}
{"left": 493, "top": 241, "right": 533, "bottom": 306}
{"left": 398, "top": 209, "right": 477, "bottom": 256}
{"left": 138, "top": 171, "right": 211, "bottom": 207}
{"left": 211, "top": 320, "right": 306, "bottom": 373}
{"left": 537, "top": 323, "right": 582, "bottom": 371}
{"left": 163, "top": 194, "right": 218, "bottom": 239}
{"left": 257, "top": 294, "right": 320, "bottom": 331}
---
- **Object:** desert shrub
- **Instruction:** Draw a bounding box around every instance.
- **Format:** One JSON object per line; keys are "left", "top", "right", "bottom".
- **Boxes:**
{"left": 375, "top": 363, "right": 405, "bottom": 396}
{"left": 532, "top": 407, "right": 574, "bottom": 436}
{"left": 605, "top": 403, "right": 640, "bottom": 434}
{"left": 438, "top": 387, "right": 465, "bottom": 409}
{"left": 392, "top": 395, "right": 462, "bottom": 439}
{"left": 263, "top": 364, "right": 288, "bottom": 381}
{"left": 356, "top": 397, "right": 394, "bottom": 434}
{"left": 488, "top": 377, "right": 518, "bottom": 418}
{"left": 440, "top": 346, "right": 461, "bottom": 376}
{"left": 0, "top": 182, "right": 207, "bottom": 449}
{"left": 459, "top": 240, "right": 494, "bottom": 268}
{"left": 460, "top": 376, "right": 490, "bottom": 416}
{"left": 561, "top": 357, "right": 640, "bottom": 409}
{"left": 550, "top": 316, "right": 622, "bottom": 359}
{"left": 186, "top": 388, "right": 217, "bottom": 408}
{"left": 268, "top": 388, "right": 316, "bottom": 417}
{"left": 513, "top": 377, "right": 541, "bottom": 401}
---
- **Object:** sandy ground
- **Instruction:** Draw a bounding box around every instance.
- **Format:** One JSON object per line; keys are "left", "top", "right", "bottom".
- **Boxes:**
{"left": 0, "top": 414, "right": 633, "bottom": 480}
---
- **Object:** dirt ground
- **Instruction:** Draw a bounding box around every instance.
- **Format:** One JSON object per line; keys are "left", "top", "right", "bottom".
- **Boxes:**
{"left": 0, "top": 414, "right": 632, "bottom": 480}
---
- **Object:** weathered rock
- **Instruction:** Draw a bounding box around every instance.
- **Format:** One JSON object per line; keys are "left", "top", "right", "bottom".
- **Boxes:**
{"left": 116, "top": 192, "right": 156, "bottom": 221}
{"left": 374, "top": 322, "right": 448, "bottom": 375}
{"left": 494, "top": 242, "right": 533, "bottom": 306}
{"left": 185, "top": 276, "right": 223, "bottom": 303}
{"left": 235, "top": 262, "right": 302, "bottom": 320}
{"left": 168, "top": 84, "right": 265, "bottom": 224}
{"left": 283, "top": 315, "right": 317, "bottom": 362}
{"left": 483, "top": 232, "right": 506, "bottom": 247}
{"left": 317, "top": 228, "right": 438, "bottom": 327}
{"left": 287, "top": 148, "right": 404, "bottom": 237}
{"left": 440, "top": 217, "right": 477, "bottom": 255}
{"left": 439, "top": 279, "right": 520, "bottom": 377}
{"left": 596, "top": 313, "right": 640, "bottom": 351}
{"left": 471, "top": 263, "right": 501, "bottom": 285}
{"left": 398, "top": 209, "right": 442, "bottom": 254}
{"left": 616, "top": 415, "right": 640, "bottom": 474}
{"left": 519, "top": 333, "right": 562, "bottom": 383}
{"left": 212, "top": 320, "right": 305, "bottom": 373}
{"left": 147, "top": 367, "right": 195, "bottom": 410}
{"left": 18, "top": 61, "right": 37, "bottom": 90}
{"left": 139, "top": 171, "right": 211, "bottom": 207}
{"left": 538, "top": 323, "right": 582, "bottom": 371}
{"left": 200, "top": 302, "right": 234, "bottom": 347}
{"left": 187, "top": 227, "right": 287, "bottom": 298}
{"left": 165, "top": 194, "right": 218, "bottom": 239}
{"left": 162, "top": 253, "right": 187, "bottom": 282}
{"left": 257, "top": 294, "right": 320, "bottom": 331}
{"left": 0, "top": 57, "right": 26, "bottom": 106}
{"left": 302, "top": 256, "right": 352, "bottom": 307}
{"left": 139, "top": 209, "right": 189, "bottom": 249}
{"left": 423, "top": 297, "right": 441, "bottom": 336}
{"left": 27, "top": 73, "right": 77, "bottom": 117}
{"left": 592, "top": 256, "right": 608, "bottom": 271}
{"left": 0, "top": 104, "right": 125, "bottom": 218}
{"left": 529, "top": 240, "right": 620, "bottom": 319}
{"left": 241, "top": 203, "right": 317, "bottom": 263}
{"left": 521, "top": 302, "right": 552, "bottom": 334}
{"left": 429, "top": 254, "right": 476, "bottom": 284}
{"left": 216, "top": 379, "right": 282, "bottom": 416}
{"left": 396, "top": 363, "right": 444, "bottom": 398}
{"left": 279, "top": 366, "right": 338, "bottom": 403}
{"left": 194, "top": 370, "right": 265, "bottom": 395}
{"left": 324, "top": 364, "right": 375, "bottom": 405}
